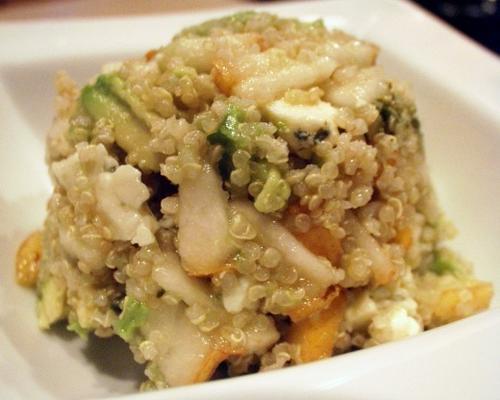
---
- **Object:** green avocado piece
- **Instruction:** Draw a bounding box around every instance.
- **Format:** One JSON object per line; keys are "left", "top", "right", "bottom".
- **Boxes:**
{"left": 430, "top": 250, "right": 457, "bottom": 276}
{"left": 95, "top": 74, "right": 157, "bottom": 127}
{"left": 254, "top": 166, "right": 291, "bottom": 213}
{"left": 81, "top": 84, "right": 160, "bottom": 171}
{"left": 37, "top": 275, "right": 67, "bottom": 330}
{"left": 67, "top": 320, "right": 89, "bottom": 340}
{"left": 113, "top": 296, "right": 149, "bottom": 342}
{"left": 208, "top": 105, "right": 290, "bottom": 211}
{"left": 207, "top": 104, "right": 248, "bottom": 152}
{"left": 207, "top": 104, "right": 248, "bottom": 180}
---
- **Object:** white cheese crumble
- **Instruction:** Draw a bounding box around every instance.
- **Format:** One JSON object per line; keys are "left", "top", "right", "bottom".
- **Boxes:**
{"left": 95, "top": 165, "right": 157, "bottom": 246}
{"left": 368, "top": 303, "right": 422, "bottom": 344}
{"left": 51, "top": 143, "right": 120, "bottom": 268}
{"left": 51, "top": 143, "right": 117, "bottom": 191}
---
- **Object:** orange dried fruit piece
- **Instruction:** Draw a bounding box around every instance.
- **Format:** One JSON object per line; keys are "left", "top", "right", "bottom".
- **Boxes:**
{"left": 145, "top": 49, "right": 157, "bottom": 61}
{"left": 294, "top": 226, "right": 343, "bottom": 267}
{"left": 286, "top": 290, "right": 346, "bottom": 363}
{"left": 212, "top": 59, "right": 236, "bottom": 96}
{"left": 395, "top": 226, "right": 412, "bottom": 250}
{"left": 286, "top": 203, "right": 343, "bottom": 267}
{"left": 287, "top": 286, "right": 341, "bottom": 323}
{"left": 193, "top": 350, "right": 228, "bottom": 383}
{"left": 16, "top": 231, "right": 42, "bottom": 288}
{"left": 431, "top": 280, "right": 493, "bottom": 327}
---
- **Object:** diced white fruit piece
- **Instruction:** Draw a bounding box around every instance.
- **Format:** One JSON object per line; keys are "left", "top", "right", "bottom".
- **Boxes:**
{"left": 324, "top": 40, "right": 378, "bottom": 67}
{"left": 152, "top": 252, "right": 278, "bottom": 355}
{"left": 232, "top": 55, "right": 337, "bottom": 103}
{"left": 51, "top": 151, "right": 81, "bottom": 190}
{"left": 142, "top": 303, "right": 226, "bottom": 386}
{"left": 244, "top": 315, "right": 280, "bottom": 355}
{"left": 101, "top": 61, "right": 123, "bottom": 74}
{"left": 222, "top": 276, "right": 251, "bottom": 314}
{"left": 266, "top": 98, "right": 337, "bottom": 134}
{"left": 166, "top": 33, "right": 261, "bottom": 74}
{"left": 344, "top": 291, "right": 378, "bottom": 331}
{"left": 343, "top": 213, "right": 396, "bottom": 286}
{"left": 95, "top": 165, "right": 157, "bottom": 246}
{"left": 232, "top": 201, "right": 338, "bottom": 293}
{"left": 178, "top": 163, "right": 234, "bottom": 275}
{"left": 215, "top": 46, "right": 284, "bottom": 84}
{"left": 325, "top": 67, "right": 388, "bottom": 108}
{"left": 152, "top": 251, "right": 278, "bottom": 355}
{"left": 152, "top": 252, "right": 213, "bottom": 308}
{"left": 58, "top": 227, "right": 107, "bottom": 268}
{"left": 327, "top": 78, "right": 387, "bottom": 108}
{"left": 165, "top": 37, "right": 216, "bottom": 73}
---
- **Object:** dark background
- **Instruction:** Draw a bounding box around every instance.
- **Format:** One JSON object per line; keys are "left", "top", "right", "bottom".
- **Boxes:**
{"left": 413, "top": 0, "right": 499, "bottom": 54}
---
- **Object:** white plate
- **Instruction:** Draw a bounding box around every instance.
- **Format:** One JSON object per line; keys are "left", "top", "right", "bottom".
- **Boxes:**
{"left": 1, "top": 0, "right": 499, "bottom": 399}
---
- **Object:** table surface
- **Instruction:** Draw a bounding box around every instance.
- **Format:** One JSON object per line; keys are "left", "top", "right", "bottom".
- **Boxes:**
{"left": 0, "top": 0, "right": 251, "bottom": 20}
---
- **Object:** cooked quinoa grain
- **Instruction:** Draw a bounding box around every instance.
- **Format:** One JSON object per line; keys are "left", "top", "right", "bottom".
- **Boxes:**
{"left": 20, "top": 11, "right": 493, "bottom": 391}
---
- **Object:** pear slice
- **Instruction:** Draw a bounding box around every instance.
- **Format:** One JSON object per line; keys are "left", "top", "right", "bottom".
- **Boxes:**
{"left": 178, "top": 164, "right": 234, "bottom": 276}
{"left": 232, "top": 201, "right": 338, "bottom": 294}
{"left": 142, "top": 303, "right": 228, "bottom": 387}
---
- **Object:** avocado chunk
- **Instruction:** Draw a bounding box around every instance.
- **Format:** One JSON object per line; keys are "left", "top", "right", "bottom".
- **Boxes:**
{"left": 67, "top": 319, "right": 89, "bottom": 340}
{"left": 114, "top": 296, "right": 149, "bottom": 342}
{"left": 254, "top": 166, "right": 291, "bottom": 213}
{"left": 37, "top": 275, "right": 67, "bottom": 330}
{"left": 208, "top": 104, "right": 248, "bottom": 180}
{"left": 207, "top": 104, "right": 248, "bottom": 153}
{"left": 430, "top": 250, "right": 457, "bottom": 276}
{"left": 208, "top": 104, "right": 290, "bottom": 212}
{"left": 81, "top": 83, "right": 160, "bottom": 172}
{"left": 95, "top": 74, "right": 157, "bottom": 127}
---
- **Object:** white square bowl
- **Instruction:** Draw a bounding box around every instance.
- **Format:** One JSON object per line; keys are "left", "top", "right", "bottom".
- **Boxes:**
{"left": 1, "top": 1, "right": 499, "bottom": 399}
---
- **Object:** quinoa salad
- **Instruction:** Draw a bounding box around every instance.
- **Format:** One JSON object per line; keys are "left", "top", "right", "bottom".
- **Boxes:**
{"left": 15, "top": 11, "right": 493, "bottom": 390}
